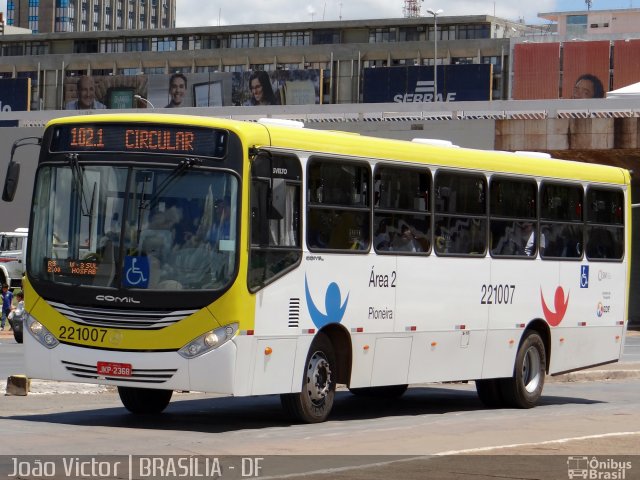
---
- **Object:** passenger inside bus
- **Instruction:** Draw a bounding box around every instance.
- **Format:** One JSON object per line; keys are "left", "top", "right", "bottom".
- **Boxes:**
{"left": 391, "top": 224, "right": 421, "bottom": 252}
{"left": 373, "top": 219, "right": 391, "bottom": 250}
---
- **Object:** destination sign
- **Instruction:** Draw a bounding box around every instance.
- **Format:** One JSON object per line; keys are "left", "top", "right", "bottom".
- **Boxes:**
{"left": 47, "top": 259, "right": 98, "bottom": 277}
{"left": 50, "top": 124, "right": 227, "bottom": 158}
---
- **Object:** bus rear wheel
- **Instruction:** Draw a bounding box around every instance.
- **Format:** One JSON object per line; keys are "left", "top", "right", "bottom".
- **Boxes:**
{"left": 118, "top": 386, "right": 173, "bottom": 414}
{"left": 475, "top": 379, "right": 504, "bottom": 408}
{"left": 500, "top": 331, "right": 546, "bottom": 408}
{"left": 281, "top": 332, "right": 336, "bottom": 423}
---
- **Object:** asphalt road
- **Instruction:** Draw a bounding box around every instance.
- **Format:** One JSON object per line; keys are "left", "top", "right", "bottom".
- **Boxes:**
{"left": 0, "top": 330, "right": 639, "bottom": 480}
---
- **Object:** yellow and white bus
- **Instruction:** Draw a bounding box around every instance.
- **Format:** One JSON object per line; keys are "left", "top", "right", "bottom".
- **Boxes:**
{"left": 4, "top": 114, "right": 631, "bottom": 422}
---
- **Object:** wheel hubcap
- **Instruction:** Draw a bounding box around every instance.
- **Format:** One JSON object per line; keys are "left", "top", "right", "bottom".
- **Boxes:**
{"left": 306, "top": 351, "right": 332, "bottom": 405}
{"left": 522, "top": 346, "right": 542, "bottom": 393}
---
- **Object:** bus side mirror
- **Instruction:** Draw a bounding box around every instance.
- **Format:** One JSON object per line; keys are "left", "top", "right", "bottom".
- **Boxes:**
{"left": 2, "top": 161, "right": 20, "bottom": 202}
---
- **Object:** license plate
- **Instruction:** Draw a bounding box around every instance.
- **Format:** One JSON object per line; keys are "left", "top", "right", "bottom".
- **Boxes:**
{"left": 97, "top": 361, "right": 132, "bottom": 377}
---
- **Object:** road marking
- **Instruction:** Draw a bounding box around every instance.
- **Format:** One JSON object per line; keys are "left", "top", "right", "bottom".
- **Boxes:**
{"left": 434, "top": 431, "right": 640, "bottom": 455}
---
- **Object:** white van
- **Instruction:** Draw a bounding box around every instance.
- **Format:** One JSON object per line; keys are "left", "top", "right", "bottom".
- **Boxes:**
{"left": 0, "top": 227, "right": 28, "bottom": 288}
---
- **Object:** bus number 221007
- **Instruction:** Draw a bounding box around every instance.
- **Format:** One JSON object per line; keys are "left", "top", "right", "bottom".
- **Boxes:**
{"left": 480, "top": 284, "right": 516, "bottom": 305}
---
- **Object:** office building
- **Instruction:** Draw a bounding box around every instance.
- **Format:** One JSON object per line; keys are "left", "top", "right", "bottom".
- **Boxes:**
{"left": 6, "top": 0, "right": 176, "bottom": 33}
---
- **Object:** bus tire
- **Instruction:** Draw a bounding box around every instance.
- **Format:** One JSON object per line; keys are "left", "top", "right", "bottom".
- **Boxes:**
{"left": 118, "top": 386, "right": 173, "bottom": 414}
{"left": 349, "top": 384, "right": 408, "bottom": 398}
{"left": 13, "top": 329, "right": 23, "bottom": 344}
{"left": 500, "top": 331, "right": 546, "bottom": 408}
{"left": 280, "top": 332, "right": 336, "bottom": 423}
{"left": 475, "top": 379, "right": 504, "bottom": 408}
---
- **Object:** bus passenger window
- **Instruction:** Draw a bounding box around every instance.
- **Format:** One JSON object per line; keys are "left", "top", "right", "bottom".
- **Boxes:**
{"left": 489, "top": 177, "right": 537, "bottom": 258}
{"left": 373, "top": 165, "right": 431, "bottom": 255}
{"left": 307, "top": 158, "right": 371, "bottom": 253}
{"left": 540, "top": 183, "right": 584, "bottom": 260}
{"left": 585, "top": 188, "right": 624, "bottom": 261}
{"left": 435, "top": 171, "right": 487, "bottom": 256}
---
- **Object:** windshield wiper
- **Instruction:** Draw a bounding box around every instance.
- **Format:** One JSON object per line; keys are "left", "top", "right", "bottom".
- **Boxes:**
{"left": 141, "top": 157, "right": 202, "bottom": 212}
{"left": 67, "top": 153, "right": 92, "bottom": 216}
{"left": 136, "top": 157, "right": 202, "bottom": 244}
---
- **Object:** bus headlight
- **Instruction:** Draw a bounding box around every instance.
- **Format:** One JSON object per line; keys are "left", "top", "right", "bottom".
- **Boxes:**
{"left": 178, "top": 323, "right": 238, "bottom": 359}
{"left": 27, "top": 316, "right": 60, "bottom": 349}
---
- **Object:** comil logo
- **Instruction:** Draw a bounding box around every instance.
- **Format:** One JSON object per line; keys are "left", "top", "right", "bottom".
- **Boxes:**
{"left": 393, "top": 81, "right": 457, "bottom": 103}
{"left": 567, "top": 456, "right": 632, "bottom": 479}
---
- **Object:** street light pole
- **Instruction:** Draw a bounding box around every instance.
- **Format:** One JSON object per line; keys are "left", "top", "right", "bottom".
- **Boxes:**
{"left": 427, "top": 8, "right": 443, "bottom": 102}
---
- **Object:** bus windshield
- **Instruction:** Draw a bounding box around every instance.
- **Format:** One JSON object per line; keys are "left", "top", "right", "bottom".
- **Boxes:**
{"left": 29, "top": 163, "right": 238, "bottom": 291}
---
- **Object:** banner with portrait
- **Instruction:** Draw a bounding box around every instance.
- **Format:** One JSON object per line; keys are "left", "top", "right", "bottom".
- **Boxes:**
{"left": 561, "top": 41, "right": 609, "bottom": 99}
{"left": 63, "top": 74, "right": 148, "bottom": 110}
{"left": 232, "top": 69, "right": 322, "bottom": 106}
{"left": 146, "top": 72, "right": 233, "bottom": 108}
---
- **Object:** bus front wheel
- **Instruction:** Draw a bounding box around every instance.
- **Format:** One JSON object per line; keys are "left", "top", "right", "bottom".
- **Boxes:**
{"left": 118, "top": 386, "right": 173, "bottom": 414}
{"left": 500, "top": 331, "right": 546, "bottom": 408}
{"left": 281, "top": 332, "right": 336, "bottom": 423}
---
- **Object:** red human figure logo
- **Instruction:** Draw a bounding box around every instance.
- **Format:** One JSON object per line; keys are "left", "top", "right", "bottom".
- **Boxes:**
{"left": 540, "top": 286, "right": 570, "bottom": 327}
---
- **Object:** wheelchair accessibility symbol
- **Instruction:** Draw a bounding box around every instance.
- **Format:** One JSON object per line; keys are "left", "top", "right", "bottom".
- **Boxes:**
{"left": 123, "top": 256, "right": 149, "bottom": 288}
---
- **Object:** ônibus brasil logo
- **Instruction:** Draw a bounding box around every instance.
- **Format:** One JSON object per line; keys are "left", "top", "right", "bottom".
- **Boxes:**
{"left": 540, "top": 286, "right": 570, "bottom": 327}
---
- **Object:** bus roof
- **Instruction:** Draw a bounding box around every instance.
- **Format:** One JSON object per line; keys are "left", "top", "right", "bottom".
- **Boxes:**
{"left": 45, "top": 114, "right": 629, "bottom": 186}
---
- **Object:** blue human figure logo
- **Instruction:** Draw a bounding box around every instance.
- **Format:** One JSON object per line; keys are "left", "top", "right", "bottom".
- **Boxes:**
{"left": 305, "top": 274, "right": 349, "bottom": 329}
{"left": 123, "top": 256, "right": 149, "bottom": 288}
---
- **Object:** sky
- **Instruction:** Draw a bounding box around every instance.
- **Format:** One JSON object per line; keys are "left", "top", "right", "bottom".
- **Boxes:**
{"left": 174, "top": 0, "right": 635, "bottom": 28}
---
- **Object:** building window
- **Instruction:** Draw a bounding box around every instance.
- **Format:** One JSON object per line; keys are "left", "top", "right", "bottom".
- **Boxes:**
{"left": 101, "top": 38, "right": 124, "bottom": 53}
{"left": 399, "top": 27, "right": 421, "bottom": 42}
{"left": 202, "top": 36, "right": 222, "bottom": 49}
{"left": 143, "top": 66, "right": 165, "bottom": 74}
{"left": 369, "top": 27, "right": 396, "bottom": 43}
{"left": 223, "top": 65, "right": 245, "bottom": 73}
{"left": 229, "top": 33, "right": 254, "bottom": 48}
{"left": 312, "top": 29, "right": 340, "bottom": 44}
{"left": 451, "top": 57, "right": 475, "bottom": 65}
{"left": 250, "top": 64, "right": 274, "bottom": 72}
{"left": 457, "top": 23, "right": 490, "bottom": 39}
{"left": 125, "top": 37, "right": 150, "bottom": 51}
{"left": 285, "top": 31, "right": 310, "bottom": 46}
{"left": 26, "top": 41, "right": 49, "bottom": 55}
{"left": 73, "top": 39, "right": 99, "bottom": 53}
{"left": 258, "top": 32, "right": 284, "bottom": 47}
{"left": 152, "top": 36, "right": 176, "bottom": 51}
{"left": 117, "top": 67, "right": 140, "bottom": 75}
{"left": 429, "top": 25, "right": 455, "bottom": 41}
{"left": 566, "top": 15, "right": 588, "bottom": 36}
{"left": 2, "top": 44, "right": 25, "bottom": 56}
{"left": 195, "top": 66, "right": 219, "bottom": 73}
{"left": 363, "top": 59, "right": 388, "bottom": 68}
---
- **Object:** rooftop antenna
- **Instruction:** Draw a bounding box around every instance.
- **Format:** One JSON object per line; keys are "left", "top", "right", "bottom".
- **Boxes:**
{"left": 403, "top": 0, "right": 424, "bottom": 18}
{"left": 338, "top": 1, "right": 343, "bottom": 20}
{"left": 307, "top": 5, "right": 316, "bottom": 21}
{"left": 585, "top": 0, "right": 592, "bottom": 10}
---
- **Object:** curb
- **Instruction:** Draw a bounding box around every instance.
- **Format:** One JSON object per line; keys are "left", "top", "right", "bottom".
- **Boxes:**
{"left": 548, "top": 367, "right": 640, "bottom": 383}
